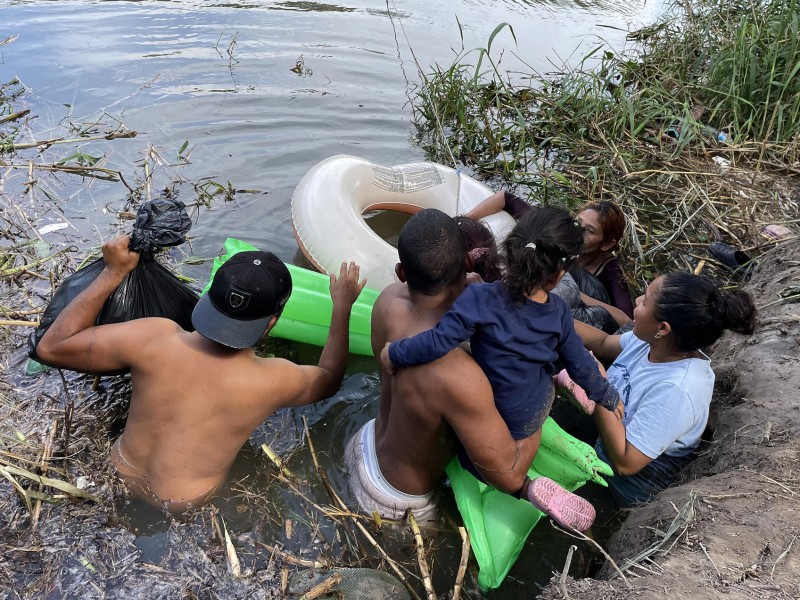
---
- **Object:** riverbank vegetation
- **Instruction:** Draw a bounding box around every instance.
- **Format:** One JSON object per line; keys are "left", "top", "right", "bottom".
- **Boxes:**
{"left": 412, "top": 0, "right": 799, "bottom": 289}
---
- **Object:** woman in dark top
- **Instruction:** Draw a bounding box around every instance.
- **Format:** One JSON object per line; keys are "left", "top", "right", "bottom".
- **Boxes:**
{"left": 577, "top": 201, "right": 633, "bottom": 318}
{"left": 466, "top": 191, "right": 634, "bottom": 318}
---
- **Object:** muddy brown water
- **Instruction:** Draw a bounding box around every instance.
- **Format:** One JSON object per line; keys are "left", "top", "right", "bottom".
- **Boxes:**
{"left": 2, "top": 0, "right": 666, "bottom": 596}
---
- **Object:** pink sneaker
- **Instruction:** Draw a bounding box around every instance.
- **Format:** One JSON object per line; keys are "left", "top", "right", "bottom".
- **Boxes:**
{"left": 555, "top": 369, "right": 594, "bottom": 414}
{"left": 526, "top": 477, "right": 596, "bottom": 532}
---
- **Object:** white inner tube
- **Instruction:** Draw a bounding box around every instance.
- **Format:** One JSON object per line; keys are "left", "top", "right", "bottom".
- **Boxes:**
{"left": 292, "top": 155, "right": 517, "bottom": 291}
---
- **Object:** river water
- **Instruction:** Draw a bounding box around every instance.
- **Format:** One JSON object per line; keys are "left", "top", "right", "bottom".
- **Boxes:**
{"left": 2, "top": 0, "right": 664, "bottom": 596}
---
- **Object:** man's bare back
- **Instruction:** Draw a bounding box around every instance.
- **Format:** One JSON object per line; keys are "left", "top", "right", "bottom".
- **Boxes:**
{"left": 38, "top": 236, "right": 365, "bottom": 512}
{"left": 113, "top": 322, "right": 332, "bottom": 507}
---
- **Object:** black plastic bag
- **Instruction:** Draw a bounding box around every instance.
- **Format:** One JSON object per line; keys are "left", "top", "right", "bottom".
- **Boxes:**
{"left": 572, "top": 305, "right": 620, "bottom": 334}
{"left": 568, "top": 263, "right": 610, "bottom": 304}
{"left": 29, "top": 198, "right": 199, "bottom": 363}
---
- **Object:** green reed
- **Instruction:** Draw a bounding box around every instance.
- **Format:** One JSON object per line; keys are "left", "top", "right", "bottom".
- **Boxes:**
{"left": 411, "top": 0, "right": 799, "bottom": 288}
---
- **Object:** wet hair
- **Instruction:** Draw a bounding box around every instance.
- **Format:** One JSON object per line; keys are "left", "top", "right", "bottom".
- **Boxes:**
{"left": 655, "top": 272, "right": 757, "bottom": 351}
{"left": 453, "top": 216, "right": 503, "bottom": 283}
{"left": 581, "top": 201, "right": 626, "bottom": 252}
{"left": 398, "top": 209, "right": 466, "bottom": 295}
{"left": 503, "top": 207, "right": 584, "bottom": 303}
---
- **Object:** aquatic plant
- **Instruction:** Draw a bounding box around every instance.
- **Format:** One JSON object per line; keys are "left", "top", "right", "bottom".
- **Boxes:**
{"left": 412, "top": 0, "right": 799, "bottom": 290}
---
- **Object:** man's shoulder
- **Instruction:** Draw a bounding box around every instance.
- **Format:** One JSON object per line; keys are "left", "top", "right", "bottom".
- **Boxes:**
{"left": 375, "top": 282, "right": 410, "bottom": 306}
{"left": 129, "top": 316, "right": 186, "bottom": 338}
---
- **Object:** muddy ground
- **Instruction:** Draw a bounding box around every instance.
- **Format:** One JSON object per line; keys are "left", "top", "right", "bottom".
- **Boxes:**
{"left": 1, "top": 240, "right": 798, "bottom": 599}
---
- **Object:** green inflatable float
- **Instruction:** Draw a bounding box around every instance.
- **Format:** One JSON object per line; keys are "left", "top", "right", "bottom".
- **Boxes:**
{"left": 446, "top": 418, "right": 612, "bottom": 590}
{"left": 206, "top": 238, "right": 612, "bottom": 590}
{"left": 205, "top": 238, "right": 378, "bottom": 356}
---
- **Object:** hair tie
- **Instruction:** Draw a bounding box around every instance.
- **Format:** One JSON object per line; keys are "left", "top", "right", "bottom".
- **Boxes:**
{"left": 469, "top": 247, "right": 490, "bottom": 260}
{"left": 525, "top": 242, "right": 536, "bottom": 250}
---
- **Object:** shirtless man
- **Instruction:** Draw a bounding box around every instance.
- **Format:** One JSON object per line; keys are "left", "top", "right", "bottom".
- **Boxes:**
{"left": 345, "top": 209, "right": 539, "bottom": 521}
{"left": 37, "top": 236, "right": 365, "bottom": 513}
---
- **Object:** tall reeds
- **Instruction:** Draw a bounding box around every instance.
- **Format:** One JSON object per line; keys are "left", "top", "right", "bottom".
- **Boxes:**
{"left": 412, "top": 0, "right": 800, "bottom": 288}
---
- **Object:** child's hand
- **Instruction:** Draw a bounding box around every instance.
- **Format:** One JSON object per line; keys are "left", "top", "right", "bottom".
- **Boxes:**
{"left": 379, "top": 342, "right": 396, "bottom": 374}
{"left": 466, "top": 271, "right": 484, "bottom": 285}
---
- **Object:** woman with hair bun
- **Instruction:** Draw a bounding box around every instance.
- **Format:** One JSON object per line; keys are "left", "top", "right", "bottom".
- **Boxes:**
{"left": 572, "top": 272, "right": 757, "bottom": 506}
{"left": 453, "top": 215, "right": 503, "bottom": 284}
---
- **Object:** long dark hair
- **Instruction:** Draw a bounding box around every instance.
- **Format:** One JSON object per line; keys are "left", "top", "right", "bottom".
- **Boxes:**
{"left": 655, "top": 272, "right": 757, "bottom": 351}
{"left": 454, "top": 216, "right": 503, "bottom": 283}
{"left": 503, "top": 207, "right": 584, "bottom": 303}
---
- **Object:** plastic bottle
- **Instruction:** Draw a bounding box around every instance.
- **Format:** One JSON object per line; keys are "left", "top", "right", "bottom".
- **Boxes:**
{"left": 701, "top": 126, "right": 728, "bottom": 143}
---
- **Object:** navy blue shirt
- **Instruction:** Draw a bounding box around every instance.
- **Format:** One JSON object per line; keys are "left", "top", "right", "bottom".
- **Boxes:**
{"left": 389, "top": 282, "right": 620, "bottom": 440}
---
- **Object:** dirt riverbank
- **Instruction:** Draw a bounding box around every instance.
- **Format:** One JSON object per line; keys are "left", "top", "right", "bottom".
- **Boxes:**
{"left": 541, "top": 239, "right": 800, "bottom": 600}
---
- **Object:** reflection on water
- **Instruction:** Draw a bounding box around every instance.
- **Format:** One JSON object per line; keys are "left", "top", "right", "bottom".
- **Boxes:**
{"left": 3, "top": 0, "right": 663, "bottom": 595}
{"left": 275, "top": 1, "right": 356, "bottom": 13}
{"left": 1, "top": 0, "right": 667, "bottom": 262}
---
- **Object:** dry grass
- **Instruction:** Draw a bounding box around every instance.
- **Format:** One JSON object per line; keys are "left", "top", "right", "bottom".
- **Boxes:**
{"left": 412, "top": 1, "right": 800, "bottom": 291}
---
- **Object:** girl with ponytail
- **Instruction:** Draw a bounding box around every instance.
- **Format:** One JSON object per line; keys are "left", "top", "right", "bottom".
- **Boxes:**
{"left": 574, "top": 272, "right": 757, "bottom": 506}
{"left": 379, "top": 207, "right": 623, "bottom": 532}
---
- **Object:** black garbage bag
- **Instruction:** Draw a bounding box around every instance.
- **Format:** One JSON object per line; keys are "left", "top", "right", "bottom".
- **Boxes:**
{"left": 28, "top": 198, "right": 199, "bottom": 364}
{"left": 572, "top": 304, "right": 620, "bottom": 334}
{"left": 553, "top": 270, "right": 618, "bottom": 334}
{"left": 568, "top": 263, "right": 610, "bottom": 304}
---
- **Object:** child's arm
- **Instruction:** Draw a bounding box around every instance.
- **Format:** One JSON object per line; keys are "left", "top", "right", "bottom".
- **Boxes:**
{"left": 386, "top": 285, "right": 485, "bottom": 370}
{"left": 557, "top": 314, "right": 621, "bottom": 412}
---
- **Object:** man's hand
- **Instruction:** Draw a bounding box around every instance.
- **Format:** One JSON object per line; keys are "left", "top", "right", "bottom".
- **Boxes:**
{"left": 379, "top": 342, "right": 396, "bottom": 374}
{"left": 102, "top": 235, "right": 140, "bottom": 277}
{"left": 36, "top": 234, "right": 143, "bottom": 373}
{"left": 329, "top": 261, "right": 366, "bottom": 308}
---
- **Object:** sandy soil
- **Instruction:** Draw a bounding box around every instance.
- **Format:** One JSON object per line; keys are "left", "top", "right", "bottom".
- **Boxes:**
{"left": 541, "top": 239, "right": 800, "bottom": 600}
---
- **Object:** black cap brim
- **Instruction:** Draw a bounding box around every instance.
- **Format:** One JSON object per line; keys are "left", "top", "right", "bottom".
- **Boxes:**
{"left": 191, "top": 293, "right": 273, "bottom": 349}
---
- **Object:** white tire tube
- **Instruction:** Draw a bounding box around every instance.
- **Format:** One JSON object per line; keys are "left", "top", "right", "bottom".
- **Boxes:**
{"left": 292, "top": 155, "right": 517, "bottom": 291}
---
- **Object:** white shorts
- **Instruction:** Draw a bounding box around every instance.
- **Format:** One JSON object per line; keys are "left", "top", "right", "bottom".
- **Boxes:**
{"left": 344, "top": 419, "right": 437, "bottom": 521}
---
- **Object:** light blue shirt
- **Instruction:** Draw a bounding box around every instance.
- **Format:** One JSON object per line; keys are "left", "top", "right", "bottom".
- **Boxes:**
{"left": 606, "top": 332, "right": 715, "bottom": 459}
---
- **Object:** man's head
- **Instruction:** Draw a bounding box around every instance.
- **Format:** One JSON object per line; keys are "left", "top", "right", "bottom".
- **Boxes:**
{"left": 397, "top": 209, "right": 466, "bottom": 295}
{"left": 192, "top": 251, "right": 292, "bottom": 349}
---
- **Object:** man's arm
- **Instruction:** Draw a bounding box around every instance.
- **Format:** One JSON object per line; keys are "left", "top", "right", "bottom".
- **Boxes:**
{"left": 275, "top": 261, "right": 366, "bottom": 407}
{"left": 439, "top": 354, "right": 533, "bottom": 493}
{"left": 35, "top": 236, "right": 165, "bottom": 373}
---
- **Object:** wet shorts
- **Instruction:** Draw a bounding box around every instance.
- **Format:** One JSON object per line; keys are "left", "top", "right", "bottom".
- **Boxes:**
{"left": 344, "top": 420, "right": 437, "bottom": 521}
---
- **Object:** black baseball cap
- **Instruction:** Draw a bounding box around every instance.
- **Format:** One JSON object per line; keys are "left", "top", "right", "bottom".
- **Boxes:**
{"left": 192, "top": 251, "right": 293, "bottom": 349}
